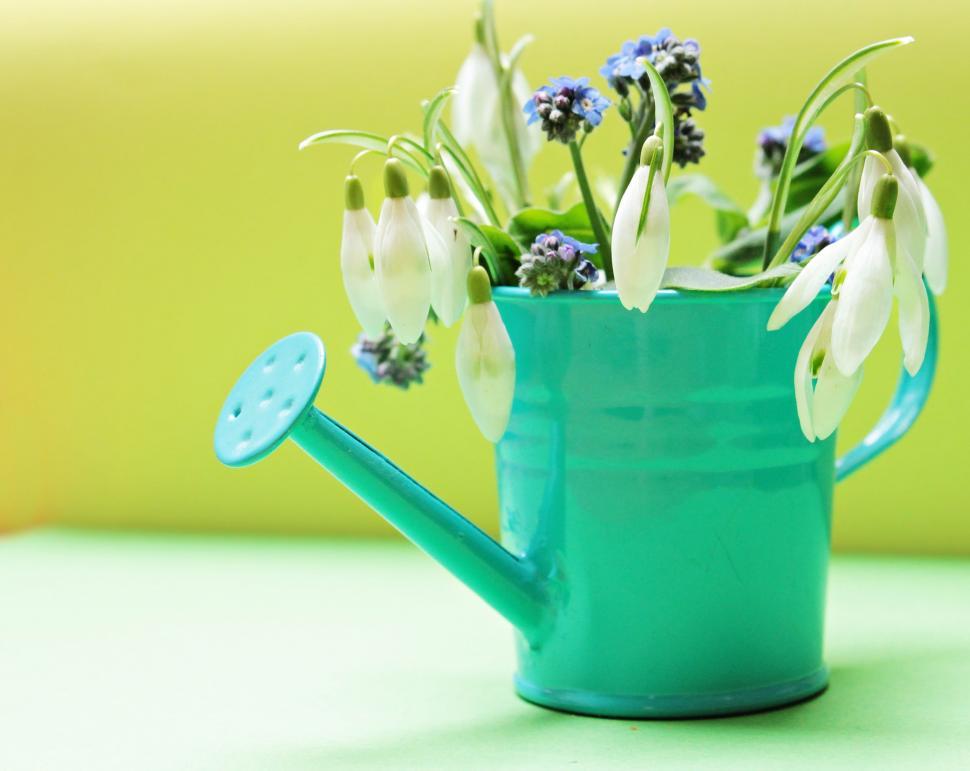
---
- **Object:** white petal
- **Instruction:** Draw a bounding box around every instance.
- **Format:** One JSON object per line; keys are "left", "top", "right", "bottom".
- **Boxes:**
{"left": 455, "top": 302, "right": 516, "bottom": 443}
{"left": 888, "top": 149, "right": 927, "bottom": 235}
{"left": 889, "top": 165, "right": 926, "bottom": 272}
{"left": 831, "top": 217, "right": 894, "bottom": 376}
{"left": 856, "top": 154, "right": 882, "bottom": 220}
{"left": 423, "top": 197, "right": 471, "bottom": 326}
{"left": 894, "top": 244, "right": 930, "bottom": 376}
{"left": 812, "top": 351, "right": 863, "bottom": 440}
{"left": 767, "top": 221, "right": 867, "bottom": 331}
{"left": 340, "top": 208, "right": 385, "bottom": 339}
{"left": 375, "top": 198, "right": 431, "bottom": 345}
{"left": 452, "top": 45, "right": 496, "bottom": 147}
{"left": 511, "top": 68, "right": 541, "bottom": 163}
{"left": 611, "top": 167, "right": 670, "bottom": 312}
{"left": 918, "top": 177, "right": 947, "bottom": 295}
{"left": 793, "top": 304, "right": 830, "bottom": 442}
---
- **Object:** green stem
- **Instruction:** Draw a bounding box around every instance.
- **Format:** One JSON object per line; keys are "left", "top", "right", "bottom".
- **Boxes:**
{"left": 569, "top": 140, "right": 613, "bottom": 278}
{"left": 614, "top": 103, "right": 655, "bottom": 219}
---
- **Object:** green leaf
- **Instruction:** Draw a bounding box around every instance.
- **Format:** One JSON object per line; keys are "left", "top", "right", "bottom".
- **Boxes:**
{"left": 434, "top": 121, "right": 502, "bottom": 226}
{"left": 422, "top": 88, "right": 455, "bottom": 153}
{"left": 500, "top": 34, "right": 534, "bottom": 93}
{"left": 637, "top": 59, "right": 675, "bottom": 182}
{"left": 666, "top": 174, "right": 749, "bottom": 243}
{"left": 708, "top": 195, "right": 844, "bottom": 275}
{"left": 660, "top": 263, "right": 800, "bottom": 292}
{"left": 763, "top": 36, "right": 914, "bottom": 260}
{"left": 455, "top": 218, "right": 521, "bottom": 285}
{"left": 298, "top": 129, "right": 428, "bottom": 178}
{"left": 506, "top": 203, "right": 596, "bottom": 250}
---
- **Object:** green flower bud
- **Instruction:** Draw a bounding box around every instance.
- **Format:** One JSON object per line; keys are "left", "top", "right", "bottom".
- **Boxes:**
{"left": 467, "top": 265, "right": 492, "bottom": 304}
{"left": 894, "top": 134, "right": 913, "bottom": 168}
{"left": 344, "top": 175, "right": 365, "bottom": 210}
{"left": 864, "top": 106, "right": 893, "bottom": 153}
{"left": 640, "top": 135, "right": 663, "bottom": 166}
{"left": 871, "top": 174, "right": 899, "bottom": 220}
{"left": 428, "top": 165, "right": 452, "bottom": 200}
{"left": 383, "top": 158, "right": 409, "bottom": 199}
{"left": 617, "top": 98, "right": 633, "bottom": 122}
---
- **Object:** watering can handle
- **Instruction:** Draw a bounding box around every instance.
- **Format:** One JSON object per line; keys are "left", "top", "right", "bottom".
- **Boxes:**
{"left": 836, "top": 290, "right": 939, "bottom": 482}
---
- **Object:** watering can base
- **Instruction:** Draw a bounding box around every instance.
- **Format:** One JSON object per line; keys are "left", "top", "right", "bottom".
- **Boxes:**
{"left": 513, "top": 667, "right": 828, "bottom": 719}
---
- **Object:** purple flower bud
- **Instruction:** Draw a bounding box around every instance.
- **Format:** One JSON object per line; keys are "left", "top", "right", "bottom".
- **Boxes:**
{"left": 553, "top": 94, "right": 571, "bottom": 111}
{"left": 549, "top": 109, "right": 565, "bottom": 124}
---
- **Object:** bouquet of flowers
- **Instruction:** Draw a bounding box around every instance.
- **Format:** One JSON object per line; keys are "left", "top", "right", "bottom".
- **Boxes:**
{"left": 301, "top": 0, "right": 946, "bottom": 444}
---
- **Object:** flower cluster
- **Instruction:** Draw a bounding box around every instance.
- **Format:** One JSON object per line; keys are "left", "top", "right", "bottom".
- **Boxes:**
{"left": 515, "top": 231, "right": 602, "bottom": 296}
{"left": 601, "top": 29, "right": 705, "bottom": 105}
{"left": 673, "top": 115, "right": 706, "bottom": 167}
{"left": 601, "top": 29, "right": 709, "bottom": 167}
{"left": 352, "top": 326, "right": 430, "bottom": 389}
{"left": 524, "top": 77, "right": 611, "bottom": 144}
{"left": 757, "top": 117, "right": 827, "bottom": 178}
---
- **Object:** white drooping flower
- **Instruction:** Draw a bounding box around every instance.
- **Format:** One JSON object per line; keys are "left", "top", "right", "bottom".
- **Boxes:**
{"left": 857, "top": 107, "right": 927, "bottom": 270}
{"left": 770, "top": 173, "right": 930, "bottom": 440}
{"left": 422, "top": 166, "right": 473, "bottom": 327}
{"left": 374, "top": 159, "right": 431, "bottom": 345}
{"left": 340, "top": 175, "right": 385, "bottom": 340}
{"left": 455, "top": 266, "right": 515, "bottom": 443}
{"left": 793, "top": 302, "right": 864, "bottom": 442}
{"left": 452, "top": 40, "right": 540, "bottom": 205}
{"left": 611, "top": 136, "right": 670, "bottom": 312}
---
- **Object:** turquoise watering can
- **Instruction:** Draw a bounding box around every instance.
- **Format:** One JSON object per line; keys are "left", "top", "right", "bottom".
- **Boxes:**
{"left": 214, "top": 286, "right": 937, "bottom": 718}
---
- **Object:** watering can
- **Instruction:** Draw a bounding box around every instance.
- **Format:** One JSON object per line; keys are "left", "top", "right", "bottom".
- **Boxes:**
{"left": 214, "top": 287, "right": 937, "bottom": 718}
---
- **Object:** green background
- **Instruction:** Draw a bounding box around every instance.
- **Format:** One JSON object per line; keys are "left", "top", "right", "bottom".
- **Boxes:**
{"left": 2, "top": 0, "right": 967, "bottom": 552}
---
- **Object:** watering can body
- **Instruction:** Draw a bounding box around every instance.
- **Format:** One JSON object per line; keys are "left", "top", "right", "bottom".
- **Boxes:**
{"left": 214, "top": 287, "right": 937, "bottom": 719}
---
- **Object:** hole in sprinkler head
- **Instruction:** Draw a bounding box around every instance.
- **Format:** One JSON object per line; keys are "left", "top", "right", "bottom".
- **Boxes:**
{"left": 229, "top": 405, "right": 242, "bottom": 421}
{"left": 294, "top": 352, "right": 307, "bottom": 370}
{"left": 263, "top": 355, "right": 277, "bottom": 373}
{"left": 259, "top": 389, "right": 274, "bottom": 408}
{"left": 278, "top": 397, "right": 295, "bottom": 417}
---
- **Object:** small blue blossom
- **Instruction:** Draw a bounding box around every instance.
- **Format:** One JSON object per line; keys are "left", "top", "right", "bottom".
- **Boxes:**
{"left": 534, "top": 230, "right": 598, "bottom": 255}
{"left": 789, "top": 225, "right": 838, "bottom": 272}
{"left": 758, "top": 117, "right": 827, "bottom": 176}
{"left": 524, "top": 77, "right": 611, "bottom": 143}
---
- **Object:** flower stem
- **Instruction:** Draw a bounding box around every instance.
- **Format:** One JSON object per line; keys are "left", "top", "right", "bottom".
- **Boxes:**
{"left": 614, "top": 103, "right": 655, "bottom": 219}
{"left": 569, "top": 140, "right": 613, "bottom": 278}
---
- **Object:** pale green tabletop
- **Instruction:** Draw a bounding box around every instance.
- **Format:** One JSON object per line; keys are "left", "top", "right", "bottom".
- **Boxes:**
{"left": 1, "top": 530, "right": 969, "bottom": 770}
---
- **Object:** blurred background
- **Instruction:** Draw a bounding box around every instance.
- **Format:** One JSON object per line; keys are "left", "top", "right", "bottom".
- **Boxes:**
{"left": 2, "top": 0, "right": 966, "bottom": 553}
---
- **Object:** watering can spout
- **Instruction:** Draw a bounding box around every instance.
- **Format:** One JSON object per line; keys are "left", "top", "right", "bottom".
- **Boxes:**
{"left": 214, "top": 332, "right": 551, "bottom": 642}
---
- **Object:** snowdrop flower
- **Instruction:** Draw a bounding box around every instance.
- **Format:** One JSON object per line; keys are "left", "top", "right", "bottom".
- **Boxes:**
{"left": 792, "top": 302, "right": 863, "bottom": 442}
{"left": 857, "top": 107, "right": 927, "bottom": 271}
{"left": 611, "top": 135, "right": 670, "bottom": 312}
{"left": 452, "top": 27, "right": 540, "bottom": 205}
{"left": 896, "top": 136, "right": 947, "bottom": 295}
{"left": 455, "top": 266, "right": 515, "bottom": 443}
{"left": 422, "top": 166, "right": 472, "bottom": 326}
{"left": 770, "top": 174, "right": 929, "bottom": 383}
{"left": 340, "top": 175, "right": 385, "bottom": 340}
{"left": 374, "top": 159, "right": 431, "bottom": 345}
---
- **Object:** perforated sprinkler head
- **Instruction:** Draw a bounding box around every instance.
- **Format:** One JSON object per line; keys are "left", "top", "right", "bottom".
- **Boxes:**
{"left": 214, "top": 332, "right": 326, "bottom": 467}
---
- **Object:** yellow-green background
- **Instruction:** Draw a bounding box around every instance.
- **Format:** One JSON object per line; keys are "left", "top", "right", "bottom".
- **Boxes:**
{"left": 2, "top": 0, "right": 966, "bottom": 552}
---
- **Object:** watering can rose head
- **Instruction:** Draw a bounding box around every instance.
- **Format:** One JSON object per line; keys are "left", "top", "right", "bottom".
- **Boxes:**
{"left": 301, "top": 0, "right": 942, "bottom": 445}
